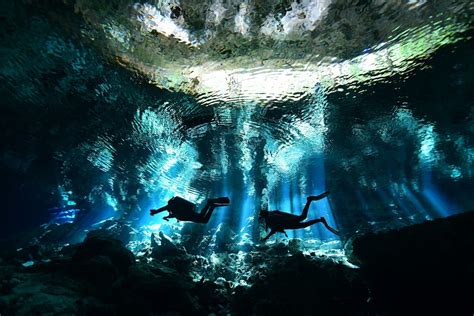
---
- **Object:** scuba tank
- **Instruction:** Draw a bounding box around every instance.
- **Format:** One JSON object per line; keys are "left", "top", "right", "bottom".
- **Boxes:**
{"left": 167, "top": 196, "right": 196, "bottom": 213}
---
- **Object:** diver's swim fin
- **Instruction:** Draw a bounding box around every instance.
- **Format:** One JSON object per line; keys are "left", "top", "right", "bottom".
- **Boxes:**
{"left": 209, "top": 197, "right": 230, "bottom": 206}
{"left": 307, "top": 191, "right": 330, "bottom": 201}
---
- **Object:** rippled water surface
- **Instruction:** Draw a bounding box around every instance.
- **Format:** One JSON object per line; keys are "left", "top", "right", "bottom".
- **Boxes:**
{"left": 0, "top": 0, "right": 473, "bottom": 244}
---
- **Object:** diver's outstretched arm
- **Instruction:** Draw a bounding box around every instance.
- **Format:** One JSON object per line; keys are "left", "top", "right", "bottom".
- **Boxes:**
{"left": 262, "top": 230, "right": 276, "bottom": 241}
{"left": 150, "top": 205, "right": 169, "bottom": 216}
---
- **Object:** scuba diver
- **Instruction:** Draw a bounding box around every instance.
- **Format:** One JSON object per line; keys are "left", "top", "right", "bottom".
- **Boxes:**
{"left": 259, "top": 191, "right": 339, "bottom": 241}
{"left": 150, "top": 196, "right": 230, "bottom": 223}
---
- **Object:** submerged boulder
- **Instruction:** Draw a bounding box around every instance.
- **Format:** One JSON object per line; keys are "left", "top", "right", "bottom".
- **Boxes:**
{"left": 73, "top": 232, "right": 135, "bottom": 274}
{"left": 346, "top": 210, "right": 474, "bottom": 314}
{"left": 70, "top": 232, "right": 135, "bottom": 294}
{"left": 90, "top": 219, "right": 136, "bottom": 244}
{"left": 113, "top": 263, "right": 198, "bottom": 315}
{"left": 3, "top": 211, "right": 472, "bottom": 315}
{"left": 151, "top": 232, "right": 187, "bottom": 257}
{"left": 0, "top": 223, "right": 80, "bottom": 265}
{"left": 233, "top": 253, "right": 369, "bottom": 315}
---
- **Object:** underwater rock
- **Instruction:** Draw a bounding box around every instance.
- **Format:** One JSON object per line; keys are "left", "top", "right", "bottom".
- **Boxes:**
{"left": 112, "top": 263, "right": 198, "bottom": 315}
{"left": 192, "top": 279, "right": 230, "bottom": 315}
{"left": 90, "top": 219, "right": 136, "bottom": 244}
{"left": 73, "top": 233, "right": 135, "bottom": 275}
{"left": 151, "top": 231, "right": 187, "bottom": 258}
{"left": 3, "top": 212, "right": 473, "bottom": 315}
{"left": 347, "top": 210, "right": 474, "bottom": 314}
{"left": 36, "top": 223, "right": 77, "bottom": 244}
{"left": 180, "top": 227, "right": 211, "bottom": 254}
{"left": 287, "top": 238, "right": 303, "bottom": 253}
{"left": 0, "top": 233, "right": 368, "bottom": 315}
{"left": 75, "top": 255, "right": 120, "bottom": 290}
{"left": 0, "top": 232, "right": 203, "bottom": 315}
{"left": 76, "top": 297, "right": 116, "bottom": 315}
{"left": 2, "top": 291, "right": 79, "bottom": 315}
{"left": 214, "top": 224, "right": 239, "bottom": 253}
{"left": 233, "top": 252, "right": 369, "bottom": 315}
{"left": 267, "top": 241, "right": 291, "bottom": 256}
{"left": 0, "top": 272, "right": 19, "bottom": 296}
{"left": 0, "top": 261, "right": 84, "bottom": 315}
{"left": 0, "top": 223, "right": 79, "bottom": 265}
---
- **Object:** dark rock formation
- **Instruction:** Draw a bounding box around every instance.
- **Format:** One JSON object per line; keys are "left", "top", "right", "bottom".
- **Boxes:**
{"left": 112, "top": 263, "right": 198, "bottom": 315}
{"left": 2, "top": 212, "right": 473, "bottom": 315}
{"left": 151, "top": 231, "right": 187, "bottom": 257}
{"left": 346, "top": 210, "right": 474, "bottom": 314}
{"left": 73, "top": 232, "right": 135, "bottom": 275}
{"left": 0, "top": 222, "right": 80, "bottom": 264}
{"left": 0, "top": 228, "right": 363, "bottom": 315}
{"left": 234, "top": 252, "right": 369, "bottom": 315}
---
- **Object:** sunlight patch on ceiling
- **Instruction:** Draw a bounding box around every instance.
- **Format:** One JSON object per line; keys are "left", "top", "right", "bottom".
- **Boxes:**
{"left": 134, "top": 3, "right": 197, "bottom": 46}
{"left": 76, "top": 0, "right": 474, "bottom": 104}
{"left": 190, "top": 19, "right": 470, "bottom": 104}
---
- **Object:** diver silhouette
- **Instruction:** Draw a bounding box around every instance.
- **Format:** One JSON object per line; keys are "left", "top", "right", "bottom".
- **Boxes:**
{"left": 150, "top": 196, "right": 230, "bottom": 223}
{"left": 259, "top": 191, "right": 339, "bottom": 241}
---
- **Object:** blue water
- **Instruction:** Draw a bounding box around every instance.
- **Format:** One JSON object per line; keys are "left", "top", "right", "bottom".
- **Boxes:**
{"left": 0, "top": 0, "right": 473, "bottom": 249}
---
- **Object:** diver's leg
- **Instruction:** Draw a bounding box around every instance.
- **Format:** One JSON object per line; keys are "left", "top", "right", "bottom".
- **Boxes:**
{"left": 150, "top": 205, "right": 169, "bottom": 216}
{"left": 291, "top": 217, "right": 339, "bottom": 235}
{"left": 195, "top": 201, "right": 218, "bottom": 223}
{"left": 262, "top": 230, "right": 277, "bottom": 241}
{"left": 192, "top": 201, "right": 212, "bottom": 223}
{"left": 200, "top": 203, "right": 217, "bottom": 223}
{"left": 195, "top": 198, "right": 230, "bottom": 223}
{"left": 307, "top": 191, "right": 330, "bottom": 201}
{"left": 297, "top": 191, "right": 330, "bottom": 221}
{"left": 208, "top": 197, "right": 230, "bottom": 205}
{"left": 319, "top": 217, "right": 339, "bottom": 235}
{"left": 296, "top": 200, "right": 313, "bottom": 221}
{"left": 289, "top": 218, "right": 323, "bottom": 229}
